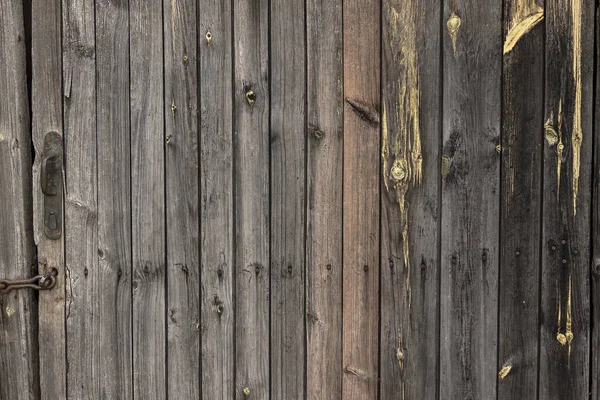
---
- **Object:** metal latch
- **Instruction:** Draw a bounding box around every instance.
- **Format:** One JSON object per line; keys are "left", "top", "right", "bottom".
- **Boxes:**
{"left": 41, "top": 131, "right": 63, "bottom": 240}
{"left": 0, "top": 269, "right": 57, "bottom": 294}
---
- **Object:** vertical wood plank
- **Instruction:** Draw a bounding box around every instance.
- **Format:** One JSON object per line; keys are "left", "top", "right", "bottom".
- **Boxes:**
{"left": 130, "top": 0, "right": 166, "bottom": 397}
{"left": 498, "top": 0, "right": 544, "bottom": 397}
{"left": 31, "top": 0, "right": 66, "bottom": 397}
{"left": 305, "top": 0, "right": 343, "bottom": 398}
{"left": 198, "top": 0, "right": 234, "bottom": 398}
{"left": 379, "top": 0, "right": 441, "bottom": 398}
{"left": 164, "top": 0, "right": 200, "bottom": 397}
{"left": 62, "top": 0, "right": 99, "bottom": 397}
{"left": 539, "top": 0, "right": 594, "bottom": 396}
{"left": 342, "top": 0, "right": 380, "bottom": 398}
{"left": 270, "top": 0, "right": 306, "bottom": 398}
{"left": 233, "top": 0, "right": 270, "bottom": 397}
{"left": 592, "top": 7, "right": 600, "bottom": 399}
{"left": 439, "top": 0, "right": 501, "bottom": 398}
{"left": 0, "top": 1, "right": 37, "bottom": 398}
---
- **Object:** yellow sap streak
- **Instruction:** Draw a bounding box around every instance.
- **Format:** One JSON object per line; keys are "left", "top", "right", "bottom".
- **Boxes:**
{"left": 571, "top": 0, "right": 582, "bottom": 216}
{"left": 557, "top": 99, "right": 563, "bottom": 201}
{"left": 498, "top": 365, "right": 512, "bottom": 380}
{"left": 382, "top": 103, "right": 390, "bottom": 192}
{"left": 503, "top": 7, "right": 544, "bottom": 54}
{"left": 566, "top": 274, "right": 573, "bottom": 363}
{"left": 390, "top": 4, "right": 422, "bottom": 310}
{"left": 556, "top": 289, "right": 567, "bottom": 345}
{"left": 446, "top": 12, "right": 461, "bottom": 56}
{"left": 171, "top": 0, "right": 177, "bottom": 50}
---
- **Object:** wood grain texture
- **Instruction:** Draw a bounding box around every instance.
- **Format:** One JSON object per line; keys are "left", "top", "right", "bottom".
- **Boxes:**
{"left": 89, "top": 0, "right": 133, "bottom": 397}
{"left": 165, "top": 0, "right": 200, "bottom": 397}
{"left": 198, "top": 0, "right": 234, "bottom": 398}
{"left": 539, "top": 0, "right": 594, "bottom": 397}
{"left": 439, "top": 1, "right": 501, "bottom": 398}
{"left": 270, "top": 0, "right": 306, "bottom": 398}
{"left": 233, "top": 0, "right": 270, "bottom": 397}
{"left": 342, "top": 0, "right": 380, "bottom": 398}
{"left": 0, "top": 1, "right": 37, "bottom": 398}
{"left": 63, "top": 0, "right": 100, "bottom": 397}
{"left": 497, "top": 0, "right": 543, "bottom": 397}
{"left": 592, "top": 7, "right": 600, "bottom": 399}
{"left": 379, "top": 0, "right": 441, "bottom": 398}
{"left": 130, "top": 0, "right": 166, "bottom": 397}
{"left": 31, "top": 0, "right": 66, "bottom": 397}
{"left": 305, "top": 0, "right": 343, "bottom": 398}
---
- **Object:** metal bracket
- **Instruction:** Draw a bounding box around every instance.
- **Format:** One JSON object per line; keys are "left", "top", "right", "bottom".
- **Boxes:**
{"left": 0, "top": 269, "right": 57, "bottom": 294}
{"left": 41, "top": 131, "right": 63, "bottom": 240}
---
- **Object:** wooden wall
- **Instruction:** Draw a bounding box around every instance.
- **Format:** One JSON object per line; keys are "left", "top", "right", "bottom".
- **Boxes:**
{"left": 0, "top": 0, "right": 599, "bottom": 398}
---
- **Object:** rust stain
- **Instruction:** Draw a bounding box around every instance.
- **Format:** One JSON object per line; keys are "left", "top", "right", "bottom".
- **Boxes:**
{"left": 389, "top": 4, "right": 423, "bottom": 309}
{"left": 503, "top": 0, "right": 544, "bottom": 54}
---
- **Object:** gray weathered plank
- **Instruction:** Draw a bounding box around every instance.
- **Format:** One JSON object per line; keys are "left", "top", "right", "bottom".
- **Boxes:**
{"left": 305, "top": 0, "right": 343, "bottom": 398}
{"left": 233, "top": 0, "right": 270, "bottom": 397}
{"left": 539, "top": 0, "right": 593, "bottom": 397}
{"left": 379, "top": 0, "right": 441, "bottom": 398}
{"left": 439, "top": 0, "right": 501, "bottom": 398}
{"left": 497, "top": 0, "right": 544, "bottom": 396}
{"left": 0, "top": 1, "right": 37, "bottom": 398}
{"left": 592, "top": 7, "right": 600, "bottom": 398}
{"left": 31, "top": 0, "right": 66, "bottom": 397}
{"left": 270, "top": 0, "right": 306, "bottom": 398}
{"left": 165, "top": 0, "right": 200, "bottom": 397}
{"left": 62, "top": 0, "right": 99, "bottom": 397}
{"left": 198, "top": 0, "right": 234, "bottom": 398}
{"left": 130, "top": 0, "right": 166, "bottom": 397}
{"left": 342, "top": 0, "right": 380, "bottom": 398}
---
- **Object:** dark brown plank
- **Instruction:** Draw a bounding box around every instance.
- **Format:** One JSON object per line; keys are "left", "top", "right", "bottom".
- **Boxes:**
{"left": 198, "top": 0, "right": 234, "bottom": 398}
{"left": 539, "top": 0, "right": 593, "bottom": 397}
{"left": 270, "top": 0, "right": 306, "bottom": 398}
{"left": 593, "top": 7, "right": 600, "bottom": 399}
{"left": 233, "top": 0, "right": 270, "bottom": 397}
{"left": 439, "top": 1, "right": 501, "bottom": 398}
{"left": 305, "top": 0, "right": 343, "bottom": 398}
{"left": 31, "top": 0, "right": 66, "bottom": 397}
{"left": 379, "top": 0, "right": 441, "bottom": 398}
{"left": 130, "top": 0, "right": 166, "bottom": 397}
{"left": 165, "top": 0, "right": 200, "bottom": 397}
{"left": 0, "top": 1, "right": 37, "bottom": 398}
{"left": 497, "top": 0, "right": 544, "bottom": 397}
{"left": 342, "top": 0, "right": 380, "bottom": 398}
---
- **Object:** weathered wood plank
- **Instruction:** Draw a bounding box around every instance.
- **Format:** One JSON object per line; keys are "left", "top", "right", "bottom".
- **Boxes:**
{"left": 305, "top": 0, "right": 343, "bottom": 398}
{"left": 439, "top": 1, "right": 501, "bottom": 398}
{"left": 164, "top": 0, "right": 200, "bottom": 397}
{"left": 0, "top": 1, "right": 37, "bottom": 398}
{"left": 233, "top": 0, "right": 270, "bottom": 397}
{"left": 497, "top": 0, "right": 544, "bottom": 396}
{"left": 342, "top": 0, "right": 380, "bottom": 398}
{"left": 539, "top": 0, "right": 593, "bottom": 397}
{"left": 31, "top": 0, "right": 66, "bottom": 397}
{"left": 592, "top": 7, "right": 600, "bottom": 398}
{"left": 130, "top": 0, "right": 166, "bottom": 397}
{"left": 270, "top": 0, "right": 306, "bottom": 398}
{"left": 198, "top": 0, "right": 234, "bottom": 398}
{"left": 379, "top": 0, "right": 441, "bottom": 398}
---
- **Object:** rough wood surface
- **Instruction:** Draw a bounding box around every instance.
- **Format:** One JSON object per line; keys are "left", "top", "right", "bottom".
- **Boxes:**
{"left": 342, "top": 0, "right": 380, "bottom": 398}
{"left": 130, "top": 0, "right": 166, "bottom": 397}
{"left": 233, "top": 0, "right": 270, "bottom": 397}
{"left": 592, "top": 7, "right": 600, "bottom": 398}
{"left": 164, "top": 0, "right": 200, "bottom": 397}
{"left": 539, "top": 0, "right": 594, "bottom": 397}
{"left": 0, "top": 1, "right": 37, "bottom": 398}
{"left": 305, "top": 0, "right": 343, "bottom": 398}
{"left": 270, "top": 0, "right": 306, "bottom": 398}
{"left": 439, "top": 1, "right": 502, "bottom": 398}
{"left": 198, "top": 0, "right": 233, "bottom": 398}
{"left": 31, "top": 0, "right": 66, "bottom": 397}
{"left": 497, "top": 0, "right": 543, "bottom": 397}
{"left": 379, "top": 0, "right": 441, "bottom": 398}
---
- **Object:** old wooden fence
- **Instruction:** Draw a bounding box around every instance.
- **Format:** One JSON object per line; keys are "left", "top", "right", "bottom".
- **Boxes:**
{"left": 1, "top": 0, "right": 599, "bottom": 398}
